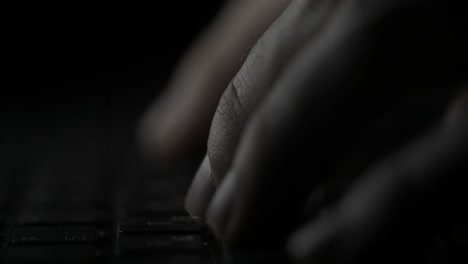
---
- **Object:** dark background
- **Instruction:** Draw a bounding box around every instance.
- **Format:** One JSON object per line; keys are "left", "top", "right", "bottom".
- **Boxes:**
{"left": 4, "top": 1, "right": 225, "bottom": 119}
{"left": 3, "top": 1, "right": 227, "bottom": 155}
{"left": 1, "top": 1, "right": 226, "bottom": 210}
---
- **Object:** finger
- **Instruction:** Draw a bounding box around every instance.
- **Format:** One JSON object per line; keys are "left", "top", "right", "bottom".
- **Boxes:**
{"left": 205, "top": 0, "right": 402, "bottom": 245}
{"left": 288, "top": 88, "right": 468, "bottom": 263}
{"left": 138, "top": 0, "right": 290, "bottom": 163}
{"left": 205, "top": 0, "right": 468, "bottom": 245}
{"left": 185, "top": 0, "right": 342, "bottom": 220}
{"left": 306, "top": 87, "right": 456, "bottom": 216}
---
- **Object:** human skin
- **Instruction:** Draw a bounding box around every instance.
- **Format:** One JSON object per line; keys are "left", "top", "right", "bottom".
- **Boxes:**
{"left": 140, "top": 0, "right": 468, "bottom": 262}
{"left": 138, "top": 0, "right": 291, "bottom": 164}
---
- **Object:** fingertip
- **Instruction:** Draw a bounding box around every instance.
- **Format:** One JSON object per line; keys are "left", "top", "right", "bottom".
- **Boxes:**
{"left": 138, "top": 94, "right": 208, "bottom": 164}
{"left": 137, "top": 102, "right": 177, "bottom": 161}
{"left": 187, "top": 214, "right": 205, "bottom": 225}
{"left": 287, "top": 229, "right": 313, "bottom": 261}
{"left": 206, "top": 172, "right": 236, "bottom": 242}
{"left": 287, "top": 216, "right": 340, "bottom": 263}
{"left": 185, "top": 156, "right": 216, "bottom": 222}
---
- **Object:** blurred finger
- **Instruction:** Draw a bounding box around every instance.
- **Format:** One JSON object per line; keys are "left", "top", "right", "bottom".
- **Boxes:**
{"left": 138, "top": 0, "right": 290, "bottom": 163}
{"left": 306, "top": 87, "right": 457, "bottom": 216}
{"left": 288, "top": 87, "right": 468, "bottom": 263}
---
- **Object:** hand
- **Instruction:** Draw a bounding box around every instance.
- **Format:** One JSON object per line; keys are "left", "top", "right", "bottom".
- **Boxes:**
{"left": 138, "top": 0, "right": 290, "bottom": 163}
{"left": 141, "top": 0, "right": 468, "bottom": 262}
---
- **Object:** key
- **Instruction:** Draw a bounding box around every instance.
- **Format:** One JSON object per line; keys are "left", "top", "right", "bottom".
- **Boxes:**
{"left": 5, "top": 244, "right": 99, "bottom": 262}
{"left": 16, "top": 209, "right": 112, "bottom": 226}
{"left": 120, "top": 215, "right": 202, "bottom": 234}
{"left": 222, "top": 248, "right": 289, "bottom": 264}
{"left": 118, "top": 255, "right": 214, "bottom": 264}
{"left": 119, "top": 235, "right": 204, "bottom": 253}
{"left": 11, "top": 226, "right": 98, "bottom": 244}
{"left": 123, "top": 197, "right": 185, "bottom": 215}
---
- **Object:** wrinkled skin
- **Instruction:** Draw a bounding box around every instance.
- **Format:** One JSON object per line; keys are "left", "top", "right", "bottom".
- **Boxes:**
{"left": 140, "top": 0, "right": 468, "bottom": 262}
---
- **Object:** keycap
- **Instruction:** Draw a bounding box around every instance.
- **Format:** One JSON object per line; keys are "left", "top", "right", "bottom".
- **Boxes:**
{"left": 16, "top": 209, "right": 113, "bottom": 226}
{"left": 11, "top": 226, "right": 98, "bottom": 244}
{"left": 120, "top": 215, "right": 202, "bottom": 234}
{"left": 222, "top": 248, "right": 288, "bottom": 264}
{"left": 5, "top": 244, "right": 100, "bottom": 262}
{"left": 118, "top": 255, "right": 214, "bottom": 264}
{"left": 119, "top": 235, "right": 204, "bottom": 253}
{"left": 123, "top": 197, "right": 186, "bottom": 215}
{"left": 20, "top": 192, "right": 107, "bottom": 210}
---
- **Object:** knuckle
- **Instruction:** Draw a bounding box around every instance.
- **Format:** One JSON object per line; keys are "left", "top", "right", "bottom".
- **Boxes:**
{"left": 215, "top": 81, "right": 248, "bottom": 129}
{"left": 207, "top": 73, "right": 252, "bottom": 152}
{"left": 207, "top": 77, "right": 251, "bottom": 182}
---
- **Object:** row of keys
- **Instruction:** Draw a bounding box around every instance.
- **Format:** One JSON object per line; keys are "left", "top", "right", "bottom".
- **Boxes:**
{"left": 0, "top": 213, "right": 210, "bottom": 251}
{"left": 120, "top": 215, "right": 203, "bottom": 233}
{"left": 7, "top": 213, "right": 203, "bottom": 241}
{"left": 118, "top": 213, "right": 209, "bottom": 255}
{"left": 0, "top": 219, "right": 213, "bottom": 263}
{"left": 11, "top": 226, "right": 99, "bottom": 244}
{"left": 119, "top": 235, "right": 204, "bottom": 253}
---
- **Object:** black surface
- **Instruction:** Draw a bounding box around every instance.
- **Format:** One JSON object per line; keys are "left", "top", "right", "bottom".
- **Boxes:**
{"left": 1, "top": 1, "right": 225, "bottom": 263}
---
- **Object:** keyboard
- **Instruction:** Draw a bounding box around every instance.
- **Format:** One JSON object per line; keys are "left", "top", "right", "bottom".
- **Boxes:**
{"left": 0, "top": 115, "right": 218, "bottom": 263}
{"left": 0, "top": 95, "right": 465, "bottom": 264}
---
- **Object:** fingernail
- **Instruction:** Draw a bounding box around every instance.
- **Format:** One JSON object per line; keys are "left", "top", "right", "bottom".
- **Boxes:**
{"left": 185, "top": 156, "right": 216, "bottom": 222}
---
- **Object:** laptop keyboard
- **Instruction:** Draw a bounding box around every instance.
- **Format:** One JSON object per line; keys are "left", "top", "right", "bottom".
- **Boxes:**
{"left": 2, "top": 109, "right": 462, "bottom": 264}
{"left": 0, "top": 122, "right": 217, "bottom": 263}
{"left": 0, "top": 174, "right": 216, "bottom": 263}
